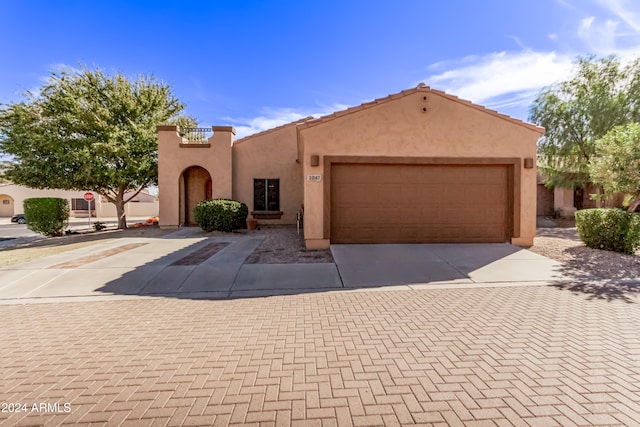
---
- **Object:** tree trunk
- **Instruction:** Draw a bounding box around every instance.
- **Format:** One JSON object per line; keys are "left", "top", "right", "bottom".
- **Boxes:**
{"left": 115, "top": 197, "right": 127, "bottom": 229}
{"left": 628, "top": 195, "right": 640, "bottom": 213}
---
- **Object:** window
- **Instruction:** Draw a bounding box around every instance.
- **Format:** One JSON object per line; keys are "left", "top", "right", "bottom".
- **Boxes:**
{"left": 71, "top": 198, "right": 92, "bottom": 210}
{"left": 2, "top": 200, "right": 9, "bottom": 205}
{"left": 253, "top": 179, "right": 280, "bottom": 211}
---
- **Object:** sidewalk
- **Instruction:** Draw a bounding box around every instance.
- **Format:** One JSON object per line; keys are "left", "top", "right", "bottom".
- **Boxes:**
{"left": 0, "top": 227, "right": 583, "bottom": 304}
{"left": 0, "top": 228, "right": 344, "bottom": 302}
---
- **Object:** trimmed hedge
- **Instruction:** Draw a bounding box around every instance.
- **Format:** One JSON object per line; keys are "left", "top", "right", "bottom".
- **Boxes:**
{"left": 23, "top": 197, "right": 70, "bottom": 237}
{"left": 575, "top": 208, "right": 640, "bottom": 254}
{"left": 193, "top": 199, "right": 248, "bottom": 232}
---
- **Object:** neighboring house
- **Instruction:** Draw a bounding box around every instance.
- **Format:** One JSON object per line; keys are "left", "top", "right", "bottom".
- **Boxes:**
{"left": 536, "top": 174, "right": 626, "bottom": 218}
{"left": 0, "top": 184, "right": 158, "bottom": 218}
{"left": 158, "top": 84, "right": 544, "bottom": 249}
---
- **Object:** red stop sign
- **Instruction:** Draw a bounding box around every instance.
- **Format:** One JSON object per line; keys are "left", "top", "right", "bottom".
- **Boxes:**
{"left": 84, "top": 192, "right": 94, "bottom": 202}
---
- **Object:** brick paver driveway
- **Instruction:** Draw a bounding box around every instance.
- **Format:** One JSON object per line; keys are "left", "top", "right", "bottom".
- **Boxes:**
{"left": 1, "top": 285, "right": 639, "bottom": 426}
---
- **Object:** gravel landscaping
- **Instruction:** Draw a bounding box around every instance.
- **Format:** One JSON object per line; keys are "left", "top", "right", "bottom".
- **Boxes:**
{"left": 530, "top": 222, "right": 640, "bottom": 280}
{"left": 244, "top": 226, "right": 334, "bottom": 264}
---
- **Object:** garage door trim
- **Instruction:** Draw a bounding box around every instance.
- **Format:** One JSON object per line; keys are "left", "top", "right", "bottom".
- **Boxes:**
{"left": 322, "top": 156, "right": 521, "bottom": 241}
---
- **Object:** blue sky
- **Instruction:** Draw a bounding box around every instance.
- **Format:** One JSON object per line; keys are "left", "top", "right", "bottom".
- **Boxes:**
{"left": 1, "top": 0, "right": 640, "bottom": 138}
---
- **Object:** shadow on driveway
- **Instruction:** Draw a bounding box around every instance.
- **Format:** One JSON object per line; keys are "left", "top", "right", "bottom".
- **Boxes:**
{"left": 551, "top": 279, "right": 640, "bottom": 304}
{"left": 548, "top": 247, "right": 640, "bottom": 304}
{"left": 96, "top": 238, "right": 570, "bottom": 300}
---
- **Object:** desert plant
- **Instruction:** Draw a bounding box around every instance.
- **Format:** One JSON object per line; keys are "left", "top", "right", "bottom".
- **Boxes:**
{"left": 193, "top": 199, "right": 248, "bottom": 232}
{"left": 23, "top": 197, "right": 69, "bottom": 237}
{"left": 575, "top": 208, "right": 640, "bottom": 254}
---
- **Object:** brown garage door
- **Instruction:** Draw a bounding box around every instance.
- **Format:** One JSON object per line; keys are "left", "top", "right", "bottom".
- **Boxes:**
{"left": 331, "top": 164, "right": 511, "bottom": 244}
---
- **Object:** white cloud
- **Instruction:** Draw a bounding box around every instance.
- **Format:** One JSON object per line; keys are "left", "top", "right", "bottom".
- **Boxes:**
{"left": 229, "top": 104, "right": 349, "bottom": 139}
{"left": 420, "top": 0, "right": 640, "bottom": 119}
{"left": 230, "top": 108, "right": 309, "bottom": 139}
{"left": 425, "top": 50, "right": 574, "bottom": 109}
{"left": 595, "top": 0, "right": 640, "bottom": 31}
{"left": 555, "top": 0, "right": 576, "bottom": 9}
{"left": 575, "top": 0, "right": 640, "bottom": 53}
{"left": 578, "top": 16, "right": 622, "bottom": 53}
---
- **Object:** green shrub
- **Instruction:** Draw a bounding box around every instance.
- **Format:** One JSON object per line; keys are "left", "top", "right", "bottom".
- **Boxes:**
{"left": 193, "top": 199, "right": 248, "bottom": 232}
{"left": 575, "top": 208, "right": 640, "bottom": 254}
{"left": 23, "top": 197, "right": 70, "bottom": 237}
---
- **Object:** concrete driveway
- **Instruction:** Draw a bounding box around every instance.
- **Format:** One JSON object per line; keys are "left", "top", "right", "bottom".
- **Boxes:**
{"left": 331, "top": 243, "right": 566, "bottom": 288}
{"left": 0, "top": 228, "right": 573, "bottom": 303}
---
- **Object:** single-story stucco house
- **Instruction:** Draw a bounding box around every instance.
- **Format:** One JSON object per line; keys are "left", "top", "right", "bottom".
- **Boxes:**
{"left": 0, "top": 184, "right": 158, "bottom": 218}
{"left": 158, "top": 84, "right": 544, "bottom": 249}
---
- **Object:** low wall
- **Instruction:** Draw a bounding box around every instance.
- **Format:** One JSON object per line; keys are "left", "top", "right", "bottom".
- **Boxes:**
{"left": 97, "top": 201, "right": 158, "bottom": 218}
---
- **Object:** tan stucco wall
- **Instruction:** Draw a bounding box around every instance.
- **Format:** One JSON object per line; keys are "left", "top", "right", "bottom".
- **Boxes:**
{"left": 98, "top": 200, "right": 158, "bottom": 217}
{"left": 299, "top": 90, "right": 541, "bottom": 248}
{"left": 158, "top": 126, "right": 234, "bottom": 227}
{"left": 232, "top": 125, "right": 303, "bottom": 225}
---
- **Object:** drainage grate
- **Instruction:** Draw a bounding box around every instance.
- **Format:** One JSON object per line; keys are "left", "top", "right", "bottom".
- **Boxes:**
{"left": 50, "top": 243, "right": 148, "bottom": 269}
{"left": 171, "top": 242, "right": 229, "bottom": 266}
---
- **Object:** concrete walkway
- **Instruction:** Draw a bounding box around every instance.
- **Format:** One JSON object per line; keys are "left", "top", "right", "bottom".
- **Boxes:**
{"left": 0, "top": 227, "right": 581, "bottom": 303}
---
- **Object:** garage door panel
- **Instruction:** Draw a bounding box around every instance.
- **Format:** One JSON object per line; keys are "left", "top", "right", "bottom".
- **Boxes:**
{"left": 399, "top": 166, "right": 425, "bottom": 182}
{"left": 331, "top": 163, "right": 510, "bottom": 243}
{"left": 401, "top": 184, "right": 423, "bottom": 199}
{"left": 362, "top": 207, "right": 397, "bottom": 223}
{"left": 398, "top": 207, "right": 420, "bottom": 224}
{"left": 359, "top": 166, "right": 393, "bottom": 182}
{"left": 333, "top": 184, "right": 371, "bottom": 204}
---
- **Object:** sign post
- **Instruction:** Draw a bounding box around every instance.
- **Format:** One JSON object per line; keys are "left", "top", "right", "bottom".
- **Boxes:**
{"left": 84, "top": 192, "right": 94, "bottom": 228}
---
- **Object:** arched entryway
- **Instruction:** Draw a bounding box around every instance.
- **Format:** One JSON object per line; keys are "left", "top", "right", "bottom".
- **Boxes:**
{"left": 179, "top": 166, "right": 212, "bottom": 225}
{"left": 0, "top": 194, "right": 15, "bottom": 217}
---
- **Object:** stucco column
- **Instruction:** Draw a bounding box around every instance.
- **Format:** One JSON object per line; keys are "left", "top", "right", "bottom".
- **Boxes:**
{"left": 210, "top": 126, "right": 235, "bottom": 199}
{"left": 157, "top": 125, "right": 181, "bottom": 228}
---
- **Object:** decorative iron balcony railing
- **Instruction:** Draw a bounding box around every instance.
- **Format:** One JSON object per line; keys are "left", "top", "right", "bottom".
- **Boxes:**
{"left": 180, "top": 127, "right": 212, "bottom": 143}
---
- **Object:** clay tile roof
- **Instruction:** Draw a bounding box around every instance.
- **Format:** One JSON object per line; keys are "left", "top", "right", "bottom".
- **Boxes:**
{"left": 297, "top": 84, "right": 544, "bottom": 134}
{"left": 232, "top": 84, "right": 543, "bottom": 142}
{"left": 233, "top": 116, "right": 315, "bottom": 144}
